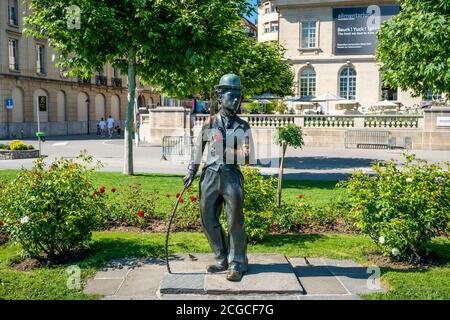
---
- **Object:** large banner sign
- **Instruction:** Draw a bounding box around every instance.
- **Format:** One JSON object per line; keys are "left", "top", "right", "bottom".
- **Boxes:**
{"left": 333, "top": 5, "right": 399, "bottom": 55}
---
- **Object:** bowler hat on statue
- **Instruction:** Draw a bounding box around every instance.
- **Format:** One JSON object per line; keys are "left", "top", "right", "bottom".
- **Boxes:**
{"left": 215, "top": 74, "right": 243, "bottom": 91}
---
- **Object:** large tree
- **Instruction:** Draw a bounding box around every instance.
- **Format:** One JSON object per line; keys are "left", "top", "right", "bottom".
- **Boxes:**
{"left": 25, "top": 0, "right": 252, "bottom": 175}
{"left": 376, "top": 0, "right": 450, "bottom": 98}
{"left": 144, "top": 36, "right": 294, "bottom": 99}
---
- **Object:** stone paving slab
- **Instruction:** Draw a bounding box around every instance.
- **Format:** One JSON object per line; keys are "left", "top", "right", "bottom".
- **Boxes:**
{"left": 160, "top": 273, "right": 205, "bottom": 294}
{"left": 116, "top": 268, "right": 165, "bottom": 297}
{"left": 84, "top": 278, "right": 124, "bottom": 296}
{"left": 83, "top": 255, "right": 386, "bottom": 300}
{"left": 289, "top": 258, "right": 349, "bottom": 295}
{"left": 205, "top": 254, "right": 304, "bottom": 295}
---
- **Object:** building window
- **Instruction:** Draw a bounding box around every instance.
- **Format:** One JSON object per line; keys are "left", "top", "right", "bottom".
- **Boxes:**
{"left": 300, "top": 68, "right": 316, "bottom": 98}
{"left": 36, "top": 44, "right": 46, "bottom": 74}
{"left": 264, "top": 23, "right": 270, "bottom": 33}
{"left": 381, "top": 83, "right": 398, "bottom": 101}
{"left": 8, "top": 39, "right": 19, "bottom": 71}
{"left": 112, "top": 67, "right": 122, "bottom": 87}
{"left": 264, "top": 2, "right": 270, "bottom": 14}
{"left": 423, "top": 90, "right": 443, "bottom": 101}
{"left": 8, "top": 0, "right": 18, "bottom": 26}
{"left": 301, "top": 22, "right": 316, "bottom": 48}
{"left": 339, "top": 67, "right": 357, "bottom": 100}
{"left": 271, "top": 22, "right": 278, "bottom": 33}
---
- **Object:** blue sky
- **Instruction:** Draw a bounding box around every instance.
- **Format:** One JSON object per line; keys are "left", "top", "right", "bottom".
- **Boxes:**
{"left": 246, "top": 0, "right": 258, "bottom": 24}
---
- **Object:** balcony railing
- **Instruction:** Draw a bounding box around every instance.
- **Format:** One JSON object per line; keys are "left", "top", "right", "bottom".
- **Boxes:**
{"left": 112, "top": 77, "right": 122, "bottom": 87}
{"left": 192, "top": 114, "right": 424, "bottom": 129}
{"left": 95, "top": 75, "right": 107, "bottom": 86}
{"left": 77, "top": 76, "right": 91, "bottom": 85}
{"left": 304, "top": 115, "right": 355, "bottom": 128}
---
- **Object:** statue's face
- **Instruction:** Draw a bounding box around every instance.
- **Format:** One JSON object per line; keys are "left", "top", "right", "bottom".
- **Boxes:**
{"left": 220, "top": 89, "right": 241, "bottom": 113}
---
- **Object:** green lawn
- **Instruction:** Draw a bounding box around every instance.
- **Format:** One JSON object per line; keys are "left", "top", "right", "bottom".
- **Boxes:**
{"left": 0, "top": 169, "right": 448, "bottom": 300}
{"left": 0, "top": 170, "right": 346, "bottom": 217}
{"left": 0, "top": 232, "right": 448, "bottom": 300}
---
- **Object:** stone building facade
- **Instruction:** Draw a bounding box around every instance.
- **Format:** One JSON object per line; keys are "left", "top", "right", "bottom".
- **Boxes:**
{"left": 0, "top": 0, "right": 160, "bottom": 139}
{"left": 259, "top": 0, "right": 425, "bottom": 112}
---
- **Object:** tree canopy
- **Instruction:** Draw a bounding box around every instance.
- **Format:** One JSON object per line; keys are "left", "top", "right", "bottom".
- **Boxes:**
{"left": 25, "top": 0, "right": 252, "bottom": 82}
{"left": 376, "top": 0, "right": 450, "bottom": 96}
{"left": 150, "top": 36, "right": 295, "bottom": 99}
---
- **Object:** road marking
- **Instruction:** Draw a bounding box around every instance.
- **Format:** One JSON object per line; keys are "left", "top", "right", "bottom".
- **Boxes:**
{"left": 52, "top": 142, "right": 68, "bottom": 146}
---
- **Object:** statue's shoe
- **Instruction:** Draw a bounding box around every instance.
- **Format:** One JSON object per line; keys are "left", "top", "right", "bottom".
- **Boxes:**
{"left": 226, "top": 269, "right": 244, "bottom": 282}
{"left": 206, "top": 264, "right": 228, "bottom": 273}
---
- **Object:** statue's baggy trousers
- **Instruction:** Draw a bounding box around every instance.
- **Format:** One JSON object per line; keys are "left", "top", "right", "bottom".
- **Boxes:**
{"left": 199, "top": 164, "right": 248, "bottom": 271}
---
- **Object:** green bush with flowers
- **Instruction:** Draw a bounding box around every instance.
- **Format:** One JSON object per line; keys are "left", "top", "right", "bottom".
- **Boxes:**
{"left": 173, "top": 191, "right": 201, "bottom": 231}
{"left": 96, "top": 184, "right": 158, "bottom": 228}
{"left": 342, "top": 153, "right": 450, "bottom": 262}
{"left": 0, "top": 152, "right": 103, "bottom": 261}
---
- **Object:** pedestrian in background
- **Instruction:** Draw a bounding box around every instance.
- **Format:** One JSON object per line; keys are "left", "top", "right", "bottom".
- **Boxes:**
{"left": 99, "top": 118, "right": 106, "bottom": 138}
{"left": 107, "top": 115, "right": 115, "bottom": 139}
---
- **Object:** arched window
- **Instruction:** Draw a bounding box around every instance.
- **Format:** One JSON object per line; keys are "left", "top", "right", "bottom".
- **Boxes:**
{"left": 300, "top": 68, "right": 316, "bottom": 98}
{"left": 339, "top": 67, "right": 356, "bottom": 100}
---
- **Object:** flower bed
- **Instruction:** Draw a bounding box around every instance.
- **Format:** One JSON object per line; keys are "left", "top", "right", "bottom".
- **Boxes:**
{"left": 0, "top": 140, "right": 38, "bottom": 160}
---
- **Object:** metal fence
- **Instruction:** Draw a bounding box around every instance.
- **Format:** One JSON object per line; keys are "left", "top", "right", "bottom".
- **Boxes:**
{"left": 161, "top": 136, "right": 192, "bottom": 160}
{"left": 344, "top": 130, "right": 393, "bottom": 149}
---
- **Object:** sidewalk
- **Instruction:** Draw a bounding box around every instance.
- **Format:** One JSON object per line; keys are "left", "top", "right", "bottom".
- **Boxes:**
{"left": 83, "top": 254, "right": 386, "bottom": 300}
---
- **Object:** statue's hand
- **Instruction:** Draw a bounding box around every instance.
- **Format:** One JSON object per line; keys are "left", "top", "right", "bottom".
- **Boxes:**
{"left": 183, "top": 173, "right": 195, "bottom": 188}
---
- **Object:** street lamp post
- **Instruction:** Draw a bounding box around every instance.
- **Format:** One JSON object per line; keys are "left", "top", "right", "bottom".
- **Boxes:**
{"left": 36, "top": 97, "right": 42, "bottom": 155}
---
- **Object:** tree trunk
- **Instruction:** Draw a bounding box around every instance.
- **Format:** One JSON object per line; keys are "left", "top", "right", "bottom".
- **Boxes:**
{"left": 123, "top": 48, "right": 136, "bottom": 175}
{"left": 277, "top": 143, "right": 287, "bottom": 208}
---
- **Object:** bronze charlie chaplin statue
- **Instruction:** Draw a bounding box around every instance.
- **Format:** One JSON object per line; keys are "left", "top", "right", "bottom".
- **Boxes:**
{"left": 183, "top": 74, "right": 254, "bottom": 281}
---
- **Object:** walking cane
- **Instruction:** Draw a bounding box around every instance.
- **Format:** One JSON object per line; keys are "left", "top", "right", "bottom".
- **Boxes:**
{"left": 165, "top": 185, "right": 188, "bottom": 273}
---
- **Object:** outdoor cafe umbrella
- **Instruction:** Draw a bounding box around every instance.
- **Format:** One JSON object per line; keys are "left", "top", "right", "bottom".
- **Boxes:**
{"left": 311, "top": 92, "right": 345, "bottom": 114}
{"left": 254, "top": 99, "right": 272, "bottom": 104}
{"left": 373, "top": 100, "right": 398, "bottom": 108}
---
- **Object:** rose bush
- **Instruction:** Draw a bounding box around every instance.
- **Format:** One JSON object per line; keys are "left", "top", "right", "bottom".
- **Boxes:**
{"left": 0, "top": 152, "right": 103, "bottom": 260}
{"left": 98, "top": 184, "right": 158, "bottom": 228}
{"left": 342, "top": 153, "right": 450, "bottom": 262}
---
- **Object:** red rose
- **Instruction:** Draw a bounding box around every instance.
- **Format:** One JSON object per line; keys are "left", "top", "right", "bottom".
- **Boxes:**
{"left": 180, "top": 199, "right": 184, "bottom": 204}
{"left": 190, "top": 196, "right": 198, "bottom": 202}
{"left": 166, "top": 194, "right": 170, "bottom": 198}
{"left": 92, "top": 191, "right": 97, "bottom": 198}
{"left": 297, "top": 194, "right": 305, "bottom": 199}
{"left": 0, "top": 221, "right": 4, "bottom": 226}
{"left": 138, "top": 210, "right": 145, "bottom": 218}
{"left": 99, "top": 186, "right": 106, "bottom": 194}
{"left": 176, "top": 193, "right": 181, "bottom": 198}
{"left": 111, "top": 188, "right": 116, "bottom": 193}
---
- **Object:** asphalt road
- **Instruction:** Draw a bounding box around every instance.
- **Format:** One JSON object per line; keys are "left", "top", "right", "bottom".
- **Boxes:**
{"left": 1, "top": 135, "right": 449, "bottom": 181}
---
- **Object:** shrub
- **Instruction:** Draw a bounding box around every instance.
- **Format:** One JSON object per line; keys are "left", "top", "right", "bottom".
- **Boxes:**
{"left": 273, "top": 202, "right": 308, "bottom": 232}
{"left": 244, "top": 210, "right": 274, "bottom": 243}
{"left": 0, "top": 144, "right": 7, "bottom": 150}
{"left": 99, "top": 184, "right": 158, "bottom": 228}
{"left": 241, "top": 166, "right": 277, "bottom": 213}
{"left": 9, "top": 140, "right": 29, "bottom": 151}
{"left": 27, "top": 144, "right": 35, "bottom": 150}
{"left": 173, "top": 193, "right": 201, "bottom": 231}
{"left": 243, "top": 102, "right": 261, "bottom": 114}
{"left": 0, "top": 152, "right": 103, "bottom": 260}
{"left": 342, "top": 153, "right": 450, "bottom": 262}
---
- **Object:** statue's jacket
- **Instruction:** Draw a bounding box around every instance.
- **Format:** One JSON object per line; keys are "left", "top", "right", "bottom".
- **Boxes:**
{"left": 187, "top": 113, "right": 256, "bottom": 176}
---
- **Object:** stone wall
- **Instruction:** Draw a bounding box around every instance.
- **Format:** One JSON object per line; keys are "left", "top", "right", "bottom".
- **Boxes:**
{"left": 140, "top": 107, "right": 450, "bottom": 151}
{"left": 0, "top": 149, "right": 40, "bottom": 160}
